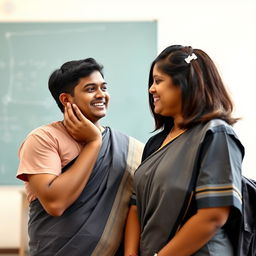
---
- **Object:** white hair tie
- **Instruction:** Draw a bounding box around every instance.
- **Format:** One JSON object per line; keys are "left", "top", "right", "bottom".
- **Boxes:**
{"left": 184, "top": 53, "right": 197, "bottom": 64}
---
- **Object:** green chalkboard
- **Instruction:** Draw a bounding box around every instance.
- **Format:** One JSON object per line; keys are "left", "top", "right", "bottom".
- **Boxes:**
{"left": 0, "top": 22, "right": 157, "bottom": 185}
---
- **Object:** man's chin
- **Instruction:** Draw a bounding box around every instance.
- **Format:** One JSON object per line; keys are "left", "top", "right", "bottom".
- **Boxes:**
{"left": 96, "top": 111, "right": 107, "bottom": 118}
{"left": 90, "top": 113, "right": 107, "bottom": 122}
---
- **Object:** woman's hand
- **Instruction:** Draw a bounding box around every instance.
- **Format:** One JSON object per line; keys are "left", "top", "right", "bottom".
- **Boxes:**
{"left": 124, "top": 205, "right": 140, "bottom": 256}
{"left": 63, "top": 102, "right": 101, "bottom": 143}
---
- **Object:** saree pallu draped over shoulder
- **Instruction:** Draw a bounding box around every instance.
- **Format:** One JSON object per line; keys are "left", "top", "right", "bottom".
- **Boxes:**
{"left": 135, "top": 119, "right": 243, "bottom": 256}
{"left": 28, "top": 127, "right": 143, "bottom": 256}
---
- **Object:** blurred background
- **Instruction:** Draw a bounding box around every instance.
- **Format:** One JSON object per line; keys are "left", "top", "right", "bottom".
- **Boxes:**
{"left": 0, "top": 0, "right": 255, "bottom": 253}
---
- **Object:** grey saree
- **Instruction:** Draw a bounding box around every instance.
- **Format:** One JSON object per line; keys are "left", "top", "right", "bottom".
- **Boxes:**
{"left": 28, "top": 127, "right": 143, "bottom": 256}
{"left": 134, "top": 119, "right": 243, "bottom": 256}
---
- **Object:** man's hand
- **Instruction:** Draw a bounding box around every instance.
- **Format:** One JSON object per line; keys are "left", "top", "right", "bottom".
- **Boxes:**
{"left": 64, "top": 102, "right": 101, "bottom": 143}
{"left": 28, "top": 102, "right": 102, "bottom": 216}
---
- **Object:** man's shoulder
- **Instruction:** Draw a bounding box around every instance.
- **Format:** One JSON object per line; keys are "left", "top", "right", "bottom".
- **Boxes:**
{"left": 22, "top": 121, "right": 70, "bottom": 146}
{"left": 28, "top": 121, "right": 64, "bottom": 136}
{"left": 109, "top": 127, "right": 143, "bottom": 142}
{"left": 107, "top": 127, "right": 144, "bottom": 150}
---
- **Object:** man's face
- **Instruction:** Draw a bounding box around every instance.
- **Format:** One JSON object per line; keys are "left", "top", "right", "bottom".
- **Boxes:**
{"left": 69, "top": 71, "right": 110, "bottom": 124}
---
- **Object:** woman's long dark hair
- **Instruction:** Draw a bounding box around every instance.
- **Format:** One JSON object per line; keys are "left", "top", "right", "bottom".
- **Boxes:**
{"left": 148, "top": 45, "right": 238, "bottom": 131}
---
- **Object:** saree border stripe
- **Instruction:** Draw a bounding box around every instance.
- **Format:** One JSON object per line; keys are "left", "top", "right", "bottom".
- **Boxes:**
{"left": 196, "top": 190, "right": 242, "bottom": 204}
{"left": 196, "top": 184, "right": 242, "bottom": 198}
{"left": 92, "top": 137, "right": 143, "bottom": 256}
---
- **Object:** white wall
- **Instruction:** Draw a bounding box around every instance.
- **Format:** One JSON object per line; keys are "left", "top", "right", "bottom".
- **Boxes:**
{"left": 0, "top": 187, "right": 23, "bottom": 248}
{"left": 0, "top": 0, "right": 255, "bottom": 248}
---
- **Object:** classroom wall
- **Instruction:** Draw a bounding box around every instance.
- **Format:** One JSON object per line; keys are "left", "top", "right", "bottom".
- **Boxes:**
{"left": 0, "top": 0, "right": 255, "bottom": 248}
{"left": 0, "top": 186, "right": 22, "bottom": 248}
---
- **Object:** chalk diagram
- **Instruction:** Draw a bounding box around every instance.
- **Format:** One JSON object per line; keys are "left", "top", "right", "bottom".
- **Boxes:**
{"left": 1, "top": 30, "right": 56, "bottom": 145}
{"left": 0, "top": 26, "right": 105, "bottom": 179}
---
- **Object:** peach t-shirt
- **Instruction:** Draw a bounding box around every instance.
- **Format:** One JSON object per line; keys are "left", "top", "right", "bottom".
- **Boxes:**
{"left": 17, "top": 121, "right": 83, "bottom": 202}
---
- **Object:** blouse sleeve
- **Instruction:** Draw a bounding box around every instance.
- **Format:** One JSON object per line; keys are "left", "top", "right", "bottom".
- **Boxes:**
{"left": 195, "top": 126, "right": 244, "bottom": 213}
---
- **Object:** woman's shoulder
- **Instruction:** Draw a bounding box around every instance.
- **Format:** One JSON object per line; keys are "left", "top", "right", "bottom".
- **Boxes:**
{"left": 142, "top": 129, "right": 169, "bottom": 160}
{"left": 204, "top": 119, "right": 233, "bottom": 132}
{"left": 200, "top": 119, "right": 244, "bottom": 156}
{"left": 191, "top": 119, "right": 235, "bottom": 138}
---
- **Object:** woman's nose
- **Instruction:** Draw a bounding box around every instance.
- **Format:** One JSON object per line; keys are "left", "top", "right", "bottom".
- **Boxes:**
{"left": 149, "top": 83, "right": 155, "bottom": 94}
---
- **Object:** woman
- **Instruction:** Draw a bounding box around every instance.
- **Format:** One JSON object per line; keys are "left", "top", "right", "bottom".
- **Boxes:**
{"left": 125, "top": 45, "right": 243, "bottom": 256}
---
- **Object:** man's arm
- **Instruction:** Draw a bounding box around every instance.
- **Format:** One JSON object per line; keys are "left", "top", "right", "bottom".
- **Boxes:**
{"left": 28, "top": 103, "right": 102, "bottom": 216}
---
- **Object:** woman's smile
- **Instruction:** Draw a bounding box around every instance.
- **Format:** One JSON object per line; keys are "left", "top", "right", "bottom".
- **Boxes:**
{"left": 152, "top": 95, "right": 160, "bottom": 103}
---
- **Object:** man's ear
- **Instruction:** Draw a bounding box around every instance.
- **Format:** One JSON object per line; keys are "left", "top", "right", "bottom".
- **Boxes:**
{"left": 59, "top": 93, "right": 73, "bottom": 107}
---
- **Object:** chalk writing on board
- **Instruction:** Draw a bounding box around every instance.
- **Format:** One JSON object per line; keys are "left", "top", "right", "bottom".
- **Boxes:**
{"left": 0, "top": 164, "right": 5, "bottom": 175}
{"left": 0, "top": 22, "right": 157, "bottom": 184}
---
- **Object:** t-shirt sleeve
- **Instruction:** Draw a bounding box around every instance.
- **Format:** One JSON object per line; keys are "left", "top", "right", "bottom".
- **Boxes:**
{"left": 17, "top": 131, "right": 62, "bottom": 181}
{"left": 195, "top": 128, "right": 243, "bottom": 213}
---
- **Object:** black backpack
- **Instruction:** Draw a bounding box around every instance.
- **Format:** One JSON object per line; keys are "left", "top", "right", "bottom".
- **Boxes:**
{"left": 225, "top": 176, "right": 256, "bottom": 256}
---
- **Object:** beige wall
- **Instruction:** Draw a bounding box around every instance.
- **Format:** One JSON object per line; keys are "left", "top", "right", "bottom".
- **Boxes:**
{"left": 0, "top": 186, "right": 23, "bottom": 248}
{"left": 0, "top": 0, "right": 255, "bottom": 248}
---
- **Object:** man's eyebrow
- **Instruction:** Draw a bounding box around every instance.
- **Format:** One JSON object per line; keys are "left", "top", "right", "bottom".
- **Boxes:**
{"left": 83, "top": 83, "right": 96, "bottom": 87}
{"left": 83, "top": 82, "right": 107, "bottom": 87}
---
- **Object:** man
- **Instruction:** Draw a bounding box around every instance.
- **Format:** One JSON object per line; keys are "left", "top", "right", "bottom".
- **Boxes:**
{"left": 17, "top": 58, "right": 144, "bottom": 256}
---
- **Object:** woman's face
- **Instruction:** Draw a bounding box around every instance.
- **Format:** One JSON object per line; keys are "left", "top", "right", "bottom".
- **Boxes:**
{"left": 149, "top": 63, "right": 182, "bottom": 118}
